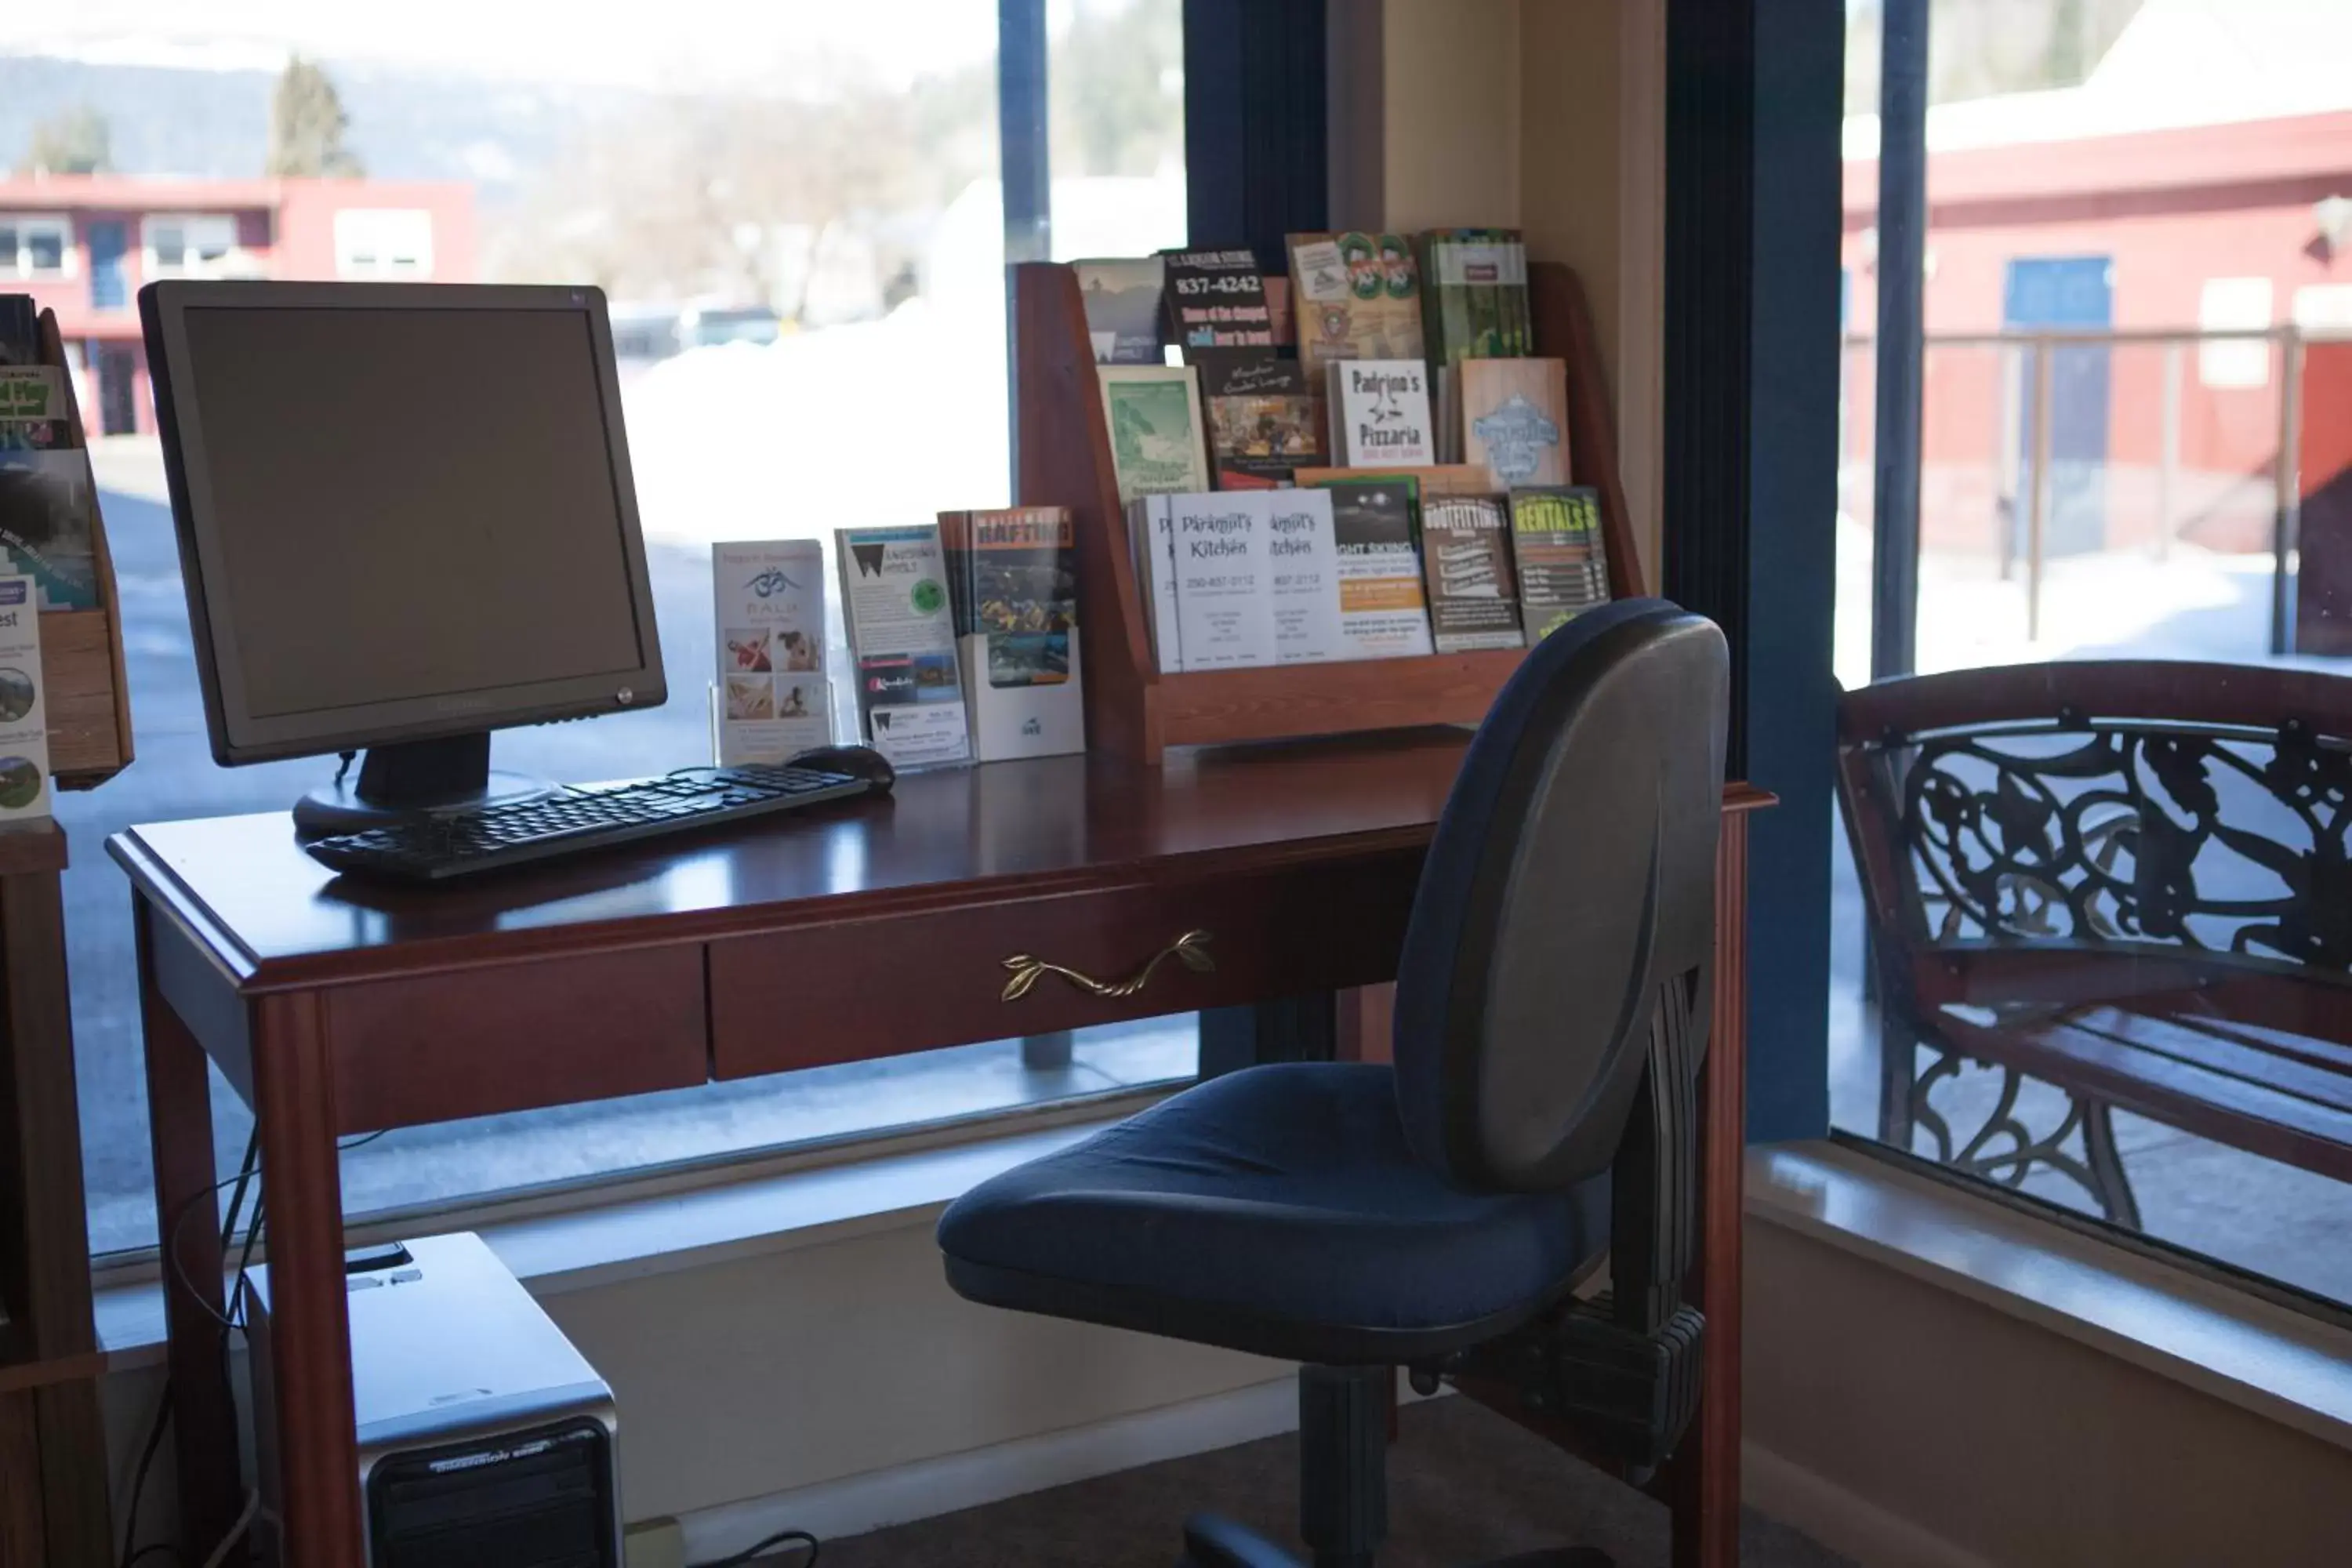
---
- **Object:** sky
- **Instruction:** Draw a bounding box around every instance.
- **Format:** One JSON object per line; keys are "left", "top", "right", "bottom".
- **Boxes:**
{"left": 0, "top": 0, "right": 1015, "bottom": 92}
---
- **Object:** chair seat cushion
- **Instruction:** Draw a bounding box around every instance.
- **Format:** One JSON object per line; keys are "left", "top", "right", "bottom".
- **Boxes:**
{"left": 938, "top": 1062, "right": 1610, "bottom": 1363}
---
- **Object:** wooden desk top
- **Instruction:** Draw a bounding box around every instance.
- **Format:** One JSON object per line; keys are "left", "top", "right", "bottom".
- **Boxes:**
{"left": 109, "top": 731, "right": 1489, "bottom": 990}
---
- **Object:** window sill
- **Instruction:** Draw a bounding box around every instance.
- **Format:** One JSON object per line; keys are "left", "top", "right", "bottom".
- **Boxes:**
{"left": 1748, "top": 1140, "right": 2352, "bottom": 1452}
{"left": 95, "top": 1106, "right": 1140, "bottom": 1370}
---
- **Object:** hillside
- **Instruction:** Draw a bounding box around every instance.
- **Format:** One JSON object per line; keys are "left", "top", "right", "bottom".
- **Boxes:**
{"left": 0, "top": 52, "right": 626, "bottom": 198}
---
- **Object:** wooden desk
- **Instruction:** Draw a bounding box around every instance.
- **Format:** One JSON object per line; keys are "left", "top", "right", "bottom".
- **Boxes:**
{"left": 111, "top": 732, "right": 1766, "bottom": 1568}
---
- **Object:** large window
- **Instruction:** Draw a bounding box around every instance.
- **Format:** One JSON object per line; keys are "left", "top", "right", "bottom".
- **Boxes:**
{"left": 332, "top": 208, "right": 434, "bottom": 279}
{"left": 142, "top": 213, "right": 245, "bottom": 278}
{"left": 1835, "top": 0, "right": 2352, "bottom": 1307}
{"left": 0, "top": 215, "right": 71, "bottom": 278}
{"left": 24, "top": 0, "right": 1190, "bottom": 1258}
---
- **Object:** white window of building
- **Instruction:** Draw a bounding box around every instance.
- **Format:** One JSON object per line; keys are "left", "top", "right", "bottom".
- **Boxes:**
{"left": 334, "top": 209, "right": 435, "bottom": 279}
{"left": 2292, "top": 284, "right": 2352, "bottom": 337}
{"left": 0, "top": 216, "right": 72, "bottom": 279}
{"left": 2198, "top": 277, "right": 2274, "bottom": 390}
{"left": 143, "top": 213, "right": 243, "bottom": 279}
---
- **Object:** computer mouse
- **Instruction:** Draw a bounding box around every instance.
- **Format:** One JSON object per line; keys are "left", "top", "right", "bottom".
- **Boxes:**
{"left": 788, "top": 743, "right": 897, "bottom": 790}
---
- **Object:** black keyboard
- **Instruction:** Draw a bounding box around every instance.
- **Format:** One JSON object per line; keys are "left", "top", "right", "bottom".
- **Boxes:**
{"left": 303, "top": 764, "right": 880, "bottom": 882}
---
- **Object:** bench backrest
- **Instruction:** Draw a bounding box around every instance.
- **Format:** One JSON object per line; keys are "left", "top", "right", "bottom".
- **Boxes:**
{"left": 1836, "top": 661, "right": 2352, "bottom": 1011}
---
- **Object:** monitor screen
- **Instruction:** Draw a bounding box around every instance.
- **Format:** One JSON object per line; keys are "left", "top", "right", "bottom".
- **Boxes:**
{"left": 144, "top": 284, "right": 663, "bottom": 763}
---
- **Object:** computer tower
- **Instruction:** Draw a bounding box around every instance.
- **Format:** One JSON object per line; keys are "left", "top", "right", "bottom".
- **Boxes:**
{"left": 242, "top": 1231, "right": 622, "bottom": 1567}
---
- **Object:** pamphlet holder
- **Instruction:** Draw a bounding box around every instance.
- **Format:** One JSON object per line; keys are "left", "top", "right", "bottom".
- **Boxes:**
{"left": 1012, "top": 260, "right": 1646, "bottom": 764}
{"left": 30, "top": 307, "right": 133, "bottom": 789}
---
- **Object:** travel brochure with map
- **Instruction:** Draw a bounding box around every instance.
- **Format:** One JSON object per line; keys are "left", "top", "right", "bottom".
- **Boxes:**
{"left": 1098, "top": 365, "right": 1209, "bottom": 501}
{"left": 833, "top": 524, "right": 972, "bottom": 768}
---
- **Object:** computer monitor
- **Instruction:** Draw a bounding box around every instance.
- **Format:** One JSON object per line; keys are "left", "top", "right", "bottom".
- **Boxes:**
{"left": 140, "top": 281, "right": 666, "bottom": 836}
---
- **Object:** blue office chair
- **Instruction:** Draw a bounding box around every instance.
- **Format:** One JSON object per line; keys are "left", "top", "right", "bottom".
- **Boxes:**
{"left": 939, "top": 598, "right": 1730, "bottom": 1567}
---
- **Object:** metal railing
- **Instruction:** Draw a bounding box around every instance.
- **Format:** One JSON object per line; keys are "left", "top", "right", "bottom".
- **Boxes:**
{"left": 1843, "top": 325, "right": 2328, "bottom": 657}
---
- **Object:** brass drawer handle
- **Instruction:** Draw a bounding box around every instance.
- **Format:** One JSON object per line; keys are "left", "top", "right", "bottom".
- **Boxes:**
{"left": 1001, "top": 930, "right": 1215, "bottom": 1002}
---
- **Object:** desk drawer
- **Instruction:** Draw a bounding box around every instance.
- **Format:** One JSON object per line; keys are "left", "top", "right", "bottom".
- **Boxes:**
{"left": 323, "top": 946, "right": 707, "bottom": 1131}
{"left": 709, "top": 851, "right": 1421, "bottom": 1078}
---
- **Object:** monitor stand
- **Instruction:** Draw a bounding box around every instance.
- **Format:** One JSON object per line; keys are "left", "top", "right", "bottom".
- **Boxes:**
{"left": 292, "top": 731, "right": 555, "bottom": 840}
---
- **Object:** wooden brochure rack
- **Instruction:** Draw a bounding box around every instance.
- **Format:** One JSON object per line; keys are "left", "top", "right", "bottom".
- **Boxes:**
{"left": 1011, "top": 259, "right": 1646, "bottom": 764}
{"left": 27, "top": 307, "right": 134, "bottom": 788}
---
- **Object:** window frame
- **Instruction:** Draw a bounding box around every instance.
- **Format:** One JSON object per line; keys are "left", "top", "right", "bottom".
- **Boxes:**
{"left": 1664, "top": 0, "right": 1846, "bottom": 1142}
{"left": 1, "top": 213, "right": 74, "bottom": 280}
{"left": 142, "top": 212, "right": 245, "bottom": 281}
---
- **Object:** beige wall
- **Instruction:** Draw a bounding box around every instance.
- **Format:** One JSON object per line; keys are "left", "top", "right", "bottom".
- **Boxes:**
{"left": 1366, "top": 0, "right": 1666, "bottom": 586}
{"left": 101, "top": 1213, "right": 1287, "bottom": 1541}
{"left": 543, "top": 1222, "right": 1280, "bottom": 1520}
{"left": 1747, "top": 1222, "right": 2352, "bottom": 1568}
{"left": 1379, "top": 0, "right": 1523, "bottom": 232}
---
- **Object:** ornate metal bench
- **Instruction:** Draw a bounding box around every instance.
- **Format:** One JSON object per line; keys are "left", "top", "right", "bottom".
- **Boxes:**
{"left": 1835, "top": 661, "right": 2352, "bottom": 1225}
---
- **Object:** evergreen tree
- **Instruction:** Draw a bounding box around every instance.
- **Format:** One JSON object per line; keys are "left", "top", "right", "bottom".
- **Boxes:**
{"left": 2045, "top": 0, "right": 2089, "bottom": 85}
{"left": 267, "top": 56, "right": 364, "bottom": 177}
{"left": 18, "top": 105, "right": 112, "bottom": 176}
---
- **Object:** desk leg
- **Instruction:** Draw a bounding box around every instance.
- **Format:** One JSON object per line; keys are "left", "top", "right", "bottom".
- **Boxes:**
{"left": 0, "top": 1391, "right": 42, "bottom": 1564}
{"left": 137, "top": 903, "right": 243, "bottom": 1561}
{"left": 1667, "top": 812, "right": 1750, "bottom": 1568}
{"left": 251, "top": 991, "right": 365, "bottom": 1566}
{"left": 1198, "top": 993, "right": 1338, "bottom": 1077}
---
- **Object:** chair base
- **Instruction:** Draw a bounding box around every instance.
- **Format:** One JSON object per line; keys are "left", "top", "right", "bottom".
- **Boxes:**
{"left": 1181, "top": 1512, "right": 1613, "bottom": 1568}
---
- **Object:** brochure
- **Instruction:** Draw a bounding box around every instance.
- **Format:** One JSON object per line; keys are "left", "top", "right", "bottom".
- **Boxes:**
{"left": 0, "top": 448, "right": 99, "bottom": 610}
{"left": 0, "top": 576, "right": 50, "bottom": 821}
{"left": 713, "top": 539, "right": 831, "bottom": 765}
{"left": 1125, "top": 495, "right": 1185, "bottom": 673}
{"left": 0, "top": 367, "right": 71, "bottom": 451}
{"left": 1098, "top": 365, "right": 1209, "bottom": 502}
{"left": 1508, "top": 486, "right": 1614, "bottom": 640}
{"left": 1330, "top": 359, "right": 1435, "bottom": 468}
{"left": 940, "top": 507, "right": 1085, "bottom": 761}
{"left": 1161, "top": 248, "right": 1275, "bottom": 352}
{"left": 1073, "top": 256, "right": 1166, "bottom": 365}
{"left": 1316, "top": 476, "right": 1435, "bottom": 659}
{"left": 1419, "top": 494, "right": 1526, "bottom": 652}
{"left": 1264, "top": 488, "right": 1347, "bottom": 663}
{"left": 834, "top": 524, "right": 972, "bottom": 768}
{"left": 1167, "top": 492, "right": 1278, "bottom": 669}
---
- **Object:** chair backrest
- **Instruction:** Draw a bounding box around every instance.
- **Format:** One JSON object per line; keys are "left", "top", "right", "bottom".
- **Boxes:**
{"left": 1392, "top": 598, "right": 1730, "bottom": 1196}
{"left": 1837, "top": 661, "right": 2352, "bottom": 1001}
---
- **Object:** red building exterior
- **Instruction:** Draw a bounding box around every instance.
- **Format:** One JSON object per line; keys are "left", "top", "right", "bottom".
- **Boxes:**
{"left": 0, "top": 175, "right": 475, "bottom": 435}
{"left": 1843, "top": 110, "right": 2352, "bottom": 556}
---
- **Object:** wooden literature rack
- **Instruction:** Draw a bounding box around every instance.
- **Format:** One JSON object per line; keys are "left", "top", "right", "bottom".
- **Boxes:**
{"left": 1012, "top": 260, "right": 1646, "bottom": 764}
{"left": 25, "top": 307, "right": 135, "bottom": 789}
{"left": 0, "top": 309, "right": 129, "bottom": 1564}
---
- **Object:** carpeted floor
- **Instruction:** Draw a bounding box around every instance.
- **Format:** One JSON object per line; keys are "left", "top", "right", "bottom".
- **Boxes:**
{"left": 809, "top": 1396, "right": 1852, "bottom": 1567}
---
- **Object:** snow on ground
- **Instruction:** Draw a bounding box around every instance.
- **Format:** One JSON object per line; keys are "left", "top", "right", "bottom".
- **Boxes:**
{"left": 622, "top": 296, "right": 1013, "bottom": 550}
{"left": 1833, "top": 510, "right": 2302, "bottom": 689}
